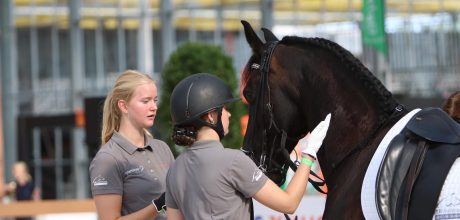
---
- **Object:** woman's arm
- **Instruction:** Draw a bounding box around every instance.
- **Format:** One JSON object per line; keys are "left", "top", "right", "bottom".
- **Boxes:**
{"left": 253, "top": 156, "right": 313, "bottom": 214}
{"left": 4, "top": 181, "right": 16, "bottom": 193}
{"left": 1, "top": 182, "right": 14, "bottom": 198}
{"left": 166, "top": 207, "right": 184, "bottom": 220}
{"left": 94, "top": 194, "right": 159, "bottom": 220}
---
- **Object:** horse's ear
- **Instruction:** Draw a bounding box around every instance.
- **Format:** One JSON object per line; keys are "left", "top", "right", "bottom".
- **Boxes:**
{"left": 241, "top": 20, "right": 264, "bottom": 54}
{"left": 261, "top": 27, "right": 279, "bottom": 42}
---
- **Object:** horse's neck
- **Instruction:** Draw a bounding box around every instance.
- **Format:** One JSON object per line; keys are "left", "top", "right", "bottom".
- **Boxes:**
{"left": 326, "top": 105, "right": 380, "bottom": 155}
{"left": 295, "top": 46, "right": 399, "bottom": 171}
{"left": 302, "top": 82, "right": 382, "bottom": 147}
{"left": 300, "top": 79, "right": 385, "bottom": 177}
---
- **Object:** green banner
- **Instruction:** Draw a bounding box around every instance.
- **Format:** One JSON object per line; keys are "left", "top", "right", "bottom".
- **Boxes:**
{"left": 362, "top": 0, "right": 387, "bottom": 55}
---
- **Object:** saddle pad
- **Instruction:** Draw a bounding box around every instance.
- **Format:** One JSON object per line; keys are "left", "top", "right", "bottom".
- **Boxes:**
{"left": 432, "top": 158, "right": 460, "bottom": 220}
{"left": 361, "top": 109, "right": 421, "bottom": 220}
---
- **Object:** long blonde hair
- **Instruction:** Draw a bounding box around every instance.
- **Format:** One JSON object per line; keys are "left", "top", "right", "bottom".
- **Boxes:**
{"left": 101, "top": 70, "right": 155, "bottom": 145}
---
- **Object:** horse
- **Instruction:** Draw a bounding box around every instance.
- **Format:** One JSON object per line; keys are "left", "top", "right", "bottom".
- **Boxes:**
{"left": 239, "top": 20, "right": 460, "bottom": 220}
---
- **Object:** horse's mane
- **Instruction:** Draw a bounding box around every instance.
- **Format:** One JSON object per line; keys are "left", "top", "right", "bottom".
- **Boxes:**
{"left": 240, "top": 35, "right": 400, "bottom": 125}
{"left": 282, "top": 36, "right": 399, "bottom": 124}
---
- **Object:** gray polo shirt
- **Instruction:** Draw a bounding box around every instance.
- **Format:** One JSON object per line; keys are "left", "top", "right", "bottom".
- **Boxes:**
{"left": 165, "top": 140, "right": 268, "bottom": 220}
{"left": 89, "top": 131, "right": 174, "bottom": 217}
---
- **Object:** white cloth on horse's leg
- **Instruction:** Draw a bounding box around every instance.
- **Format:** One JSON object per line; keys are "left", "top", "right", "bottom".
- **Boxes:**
{"left": 361, "top": 109, "right": 421, "bottom": 220}
{"left": 433, "top": 158, "right": 460, "bottom": 220}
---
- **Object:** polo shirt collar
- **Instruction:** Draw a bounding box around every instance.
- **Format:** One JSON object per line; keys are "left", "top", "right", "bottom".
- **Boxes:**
{"left": 112, "top": 131, "right": 153, "bottom": 155}
{"left": 189, "top": 140, "right": 224, "bottom": 150}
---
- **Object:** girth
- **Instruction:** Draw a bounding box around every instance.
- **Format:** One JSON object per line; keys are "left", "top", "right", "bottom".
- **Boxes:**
{"left": 376, "top": 108, "right": 460, "bottom": 220}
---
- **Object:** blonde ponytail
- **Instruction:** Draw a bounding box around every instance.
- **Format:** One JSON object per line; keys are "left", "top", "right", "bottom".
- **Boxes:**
{"left": 100, "top": 70, "right": 155, "bottom": 145}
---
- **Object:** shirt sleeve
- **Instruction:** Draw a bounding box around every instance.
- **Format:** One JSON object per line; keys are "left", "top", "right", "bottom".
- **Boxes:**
{"left": 165, "top": 169, "right": 178, "bottom": 209}
{"left": 89, "top": 152, "right": 123, "bottom": 196}
{"left": 229, "top": 151, "right": 268, "bottom": 198}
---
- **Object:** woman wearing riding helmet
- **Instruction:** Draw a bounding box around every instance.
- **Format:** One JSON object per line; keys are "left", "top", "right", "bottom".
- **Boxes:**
{"left": 165, "top": 73, "right": 331, "bottom": 220}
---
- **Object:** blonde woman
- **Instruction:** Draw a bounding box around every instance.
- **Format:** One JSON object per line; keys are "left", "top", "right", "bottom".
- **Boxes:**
{"left": 5, "top": 161, "right": 39, "bottom": 201}
{"left": 4, "top": 161, "right": 39, "bottom": 220}
{"left": 89, "top": 70, "right": 174, "bottom": 220}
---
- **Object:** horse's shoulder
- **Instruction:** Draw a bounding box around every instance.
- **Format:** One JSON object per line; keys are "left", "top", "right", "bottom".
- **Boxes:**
{"left": 406, "top": 107, "right": 460, "bottom": 144}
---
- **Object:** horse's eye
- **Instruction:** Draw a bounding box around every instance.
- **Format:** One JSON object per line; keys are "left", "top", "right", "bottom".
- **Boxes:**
{"left": 251, "top": 63, "right": 260, "bottom": 70}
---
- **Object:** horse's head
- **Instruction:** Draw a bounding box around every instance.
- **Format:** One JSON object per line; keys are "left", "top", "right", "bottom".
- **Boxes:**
{"left": 240, "top": 21, "right": 310, "bottom": 185}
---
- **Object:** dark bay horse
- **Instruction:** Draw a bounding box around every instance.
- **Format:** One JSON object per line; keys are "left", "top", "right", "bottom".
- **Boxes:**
{"left": 240, "top": 20, "right": 460, "bottom": 220}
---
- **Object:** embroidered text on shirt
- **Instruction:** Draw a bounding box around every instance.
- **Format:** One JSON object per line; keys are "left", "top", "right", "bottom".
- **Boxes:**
{"left": 93, "top": 175, "right": 108, "bottom": 186}
{"left": 252, "top": 168, "right": 263, "bottom": 182}
{"left": 125, "top": 165, "right": 144, "bottom": 176}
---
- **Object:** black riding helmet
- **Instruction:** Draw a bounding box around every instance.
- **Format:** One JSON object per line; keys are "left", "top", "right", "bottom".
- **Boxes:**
{"left": 170, "top": 73, "right": 240, "bottom": 139}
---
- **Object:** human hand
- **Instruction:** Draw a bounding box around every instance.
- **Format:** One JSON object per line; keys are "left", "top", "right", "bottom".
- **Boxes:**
{"left": 299, "top": 113, "right": 331, "bottom": 159}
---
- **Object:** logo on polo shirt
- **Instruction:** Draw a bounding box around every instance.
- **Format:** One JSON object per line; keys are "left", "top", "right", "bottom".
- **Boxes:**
{"left": 252, "top": 168, "right": 263, "bottom": 182}
{"left": 93, "top": 175, "right": 108, "bottom": 186}
{"left": 125, "top": 165, "right": 144, "bottom": 176}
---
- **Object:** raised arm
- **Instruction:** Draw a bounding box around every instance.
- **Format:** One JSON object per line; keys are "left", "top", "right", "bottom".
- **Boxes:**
{"left": 253, "top": 114, "right": 331, "bottom": 213}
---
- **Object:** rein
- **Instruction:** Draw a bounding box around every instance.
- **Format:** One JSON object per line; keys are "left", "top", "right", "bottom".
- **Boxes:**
{"left": 241, "top": 41, "right": 327, "bottom": 195}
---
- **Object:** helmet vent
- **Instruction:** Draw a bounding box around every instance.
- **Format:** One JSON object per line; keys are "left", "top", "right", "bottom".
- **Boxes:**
{"left": 185, "top": 82, "right": 195, "bottom": 118}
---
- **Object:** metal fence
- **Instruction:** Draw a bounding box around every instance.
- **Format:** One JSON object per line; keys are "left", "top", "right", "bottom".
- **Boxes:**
{"left": 388, "top": 31, "right": 460, "bottom": 97}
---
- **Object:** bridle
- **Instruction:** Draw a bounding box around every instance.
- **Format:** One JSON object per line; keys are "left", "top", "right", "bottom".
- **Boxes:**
{"left": 241, "top": 41, "right": 326, "bottom": 193}
{"left": 241, "top": 41, "right": 290, "bottom": 181}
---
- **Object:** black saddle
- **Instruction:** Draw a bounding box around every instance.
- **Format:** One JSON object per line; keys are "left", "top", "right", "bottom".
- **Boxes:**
{"left": 376, "top": 107, "right": 460, "bottom": 220}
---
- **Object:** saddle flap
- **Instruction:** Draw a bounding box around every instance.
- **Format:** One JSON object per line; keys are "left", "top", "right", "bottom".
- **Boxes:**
{"left": 406, "top": 107, "right": 460, "bottom": 144}
{"left": 376, "top": 133, "right": 418, "bottom": 220}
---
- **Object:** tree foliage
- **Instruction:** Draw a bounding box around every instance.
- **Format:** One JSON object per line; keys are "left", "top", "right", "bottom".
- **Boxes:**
{"left": 156, "top": 42, "right": 246, "bottom": 155}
